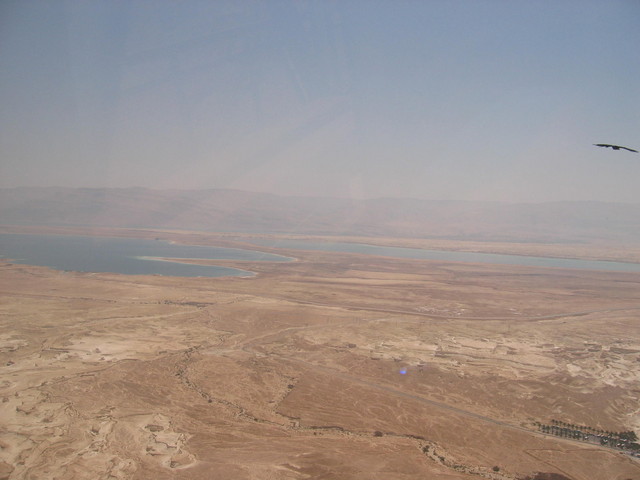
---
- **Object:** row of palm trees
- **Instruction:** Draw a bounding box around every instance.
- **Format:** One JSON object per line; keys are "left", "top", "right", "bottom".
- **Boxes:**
{"left": 538, "top": 424, "right": 588, "bottom": 440}
{"left": 545, "top": 419, "right": 638, "bottom": 441}
{"left": 535, "top": 420, "right": 639, "bottom": 450}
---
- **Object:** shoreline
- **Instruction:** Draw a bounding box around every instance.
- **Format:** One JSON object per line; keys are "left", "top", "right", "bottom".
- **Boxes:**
{"left": 134, "top": 256, "right": 256, "bottom": 278}
{"left": 2, "top": 224, "right": 640, "bottom": 266}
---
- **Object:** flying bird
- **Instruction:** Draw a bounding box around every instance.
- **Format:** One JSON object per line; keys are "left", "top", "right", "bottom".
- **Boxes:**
{"left": 593, "top": 143, "right": 638, "bottom": 153}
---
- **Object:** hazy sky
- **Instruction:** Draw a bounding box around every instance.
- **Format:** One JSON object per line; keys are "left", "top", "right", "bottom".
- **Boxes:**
{"left": 1, "top": 0, "right": 639, "bottom": 202}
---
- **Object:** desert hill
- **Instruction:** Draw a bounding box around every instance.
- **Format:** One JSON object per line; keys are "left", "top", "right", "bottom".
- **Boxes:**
{"left": 1, "top": 187, "right": 640, "bottom": 243}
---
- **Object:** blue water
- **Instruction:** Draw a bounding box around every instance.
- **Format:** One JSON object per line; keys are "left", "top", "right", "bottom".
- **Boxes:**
{"left": 3, "top": 233, "right": 639, "bottom": 276}
{"left": 247, "top": 238, "right": 640, "bottom": 273}
{"left": 0, "top": 233, "right": 293, "bottom": 277}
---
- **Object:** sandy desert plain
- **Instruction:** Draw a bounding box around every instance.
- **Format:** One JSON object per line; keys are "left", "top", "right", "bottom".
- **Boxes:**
{"left": 1, "top": 226, "right": 640, "bottom": 480}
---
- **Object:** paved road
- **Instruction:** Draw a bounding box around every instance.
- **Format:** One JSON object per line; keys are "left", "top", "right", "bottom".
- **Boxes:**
{"left": 259, "top": 295, "right": 640, "bottom": 322}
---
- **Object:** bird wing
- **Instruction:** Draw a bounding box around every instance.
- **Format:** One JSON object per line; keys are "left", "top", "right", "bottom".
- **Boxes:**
{"left": 593, "top": 144, "right": 638, "bottom": 152}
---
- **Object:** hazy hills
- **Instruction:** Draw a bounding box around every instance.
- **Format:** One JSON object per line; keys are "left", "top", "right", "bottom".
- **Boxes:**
{"left": 1, "top": 187, "right": 640, "bottom": 244}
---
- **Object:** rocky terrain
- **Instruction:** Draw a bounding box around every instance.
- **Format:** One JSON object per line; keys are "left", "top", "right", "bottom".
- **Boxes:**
{"left": 1, "top": 228, "right": 639, "bottom": 479}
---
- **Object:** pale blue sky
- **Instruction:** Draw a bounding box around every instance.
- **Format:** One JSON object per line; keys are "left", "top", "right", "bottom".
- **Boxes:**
{"left": 1, "top": 0, "right": 639, "bottom": 202}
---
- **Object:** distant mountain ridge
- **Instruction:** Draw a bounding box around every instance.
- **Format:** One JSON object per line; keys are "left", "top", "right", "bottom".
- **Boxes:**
{"left": 1, "top": 187, "right": 639, "bottom": 243}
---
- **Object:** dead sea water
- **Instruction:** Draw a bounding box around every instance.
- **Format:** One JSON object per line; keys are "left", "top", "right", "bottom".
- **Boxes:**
{"left": 0, "top": 233, "right": 293, "bottom": 277}
{"left": 248, "top": 238, "right": 640, "bottom": 273}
